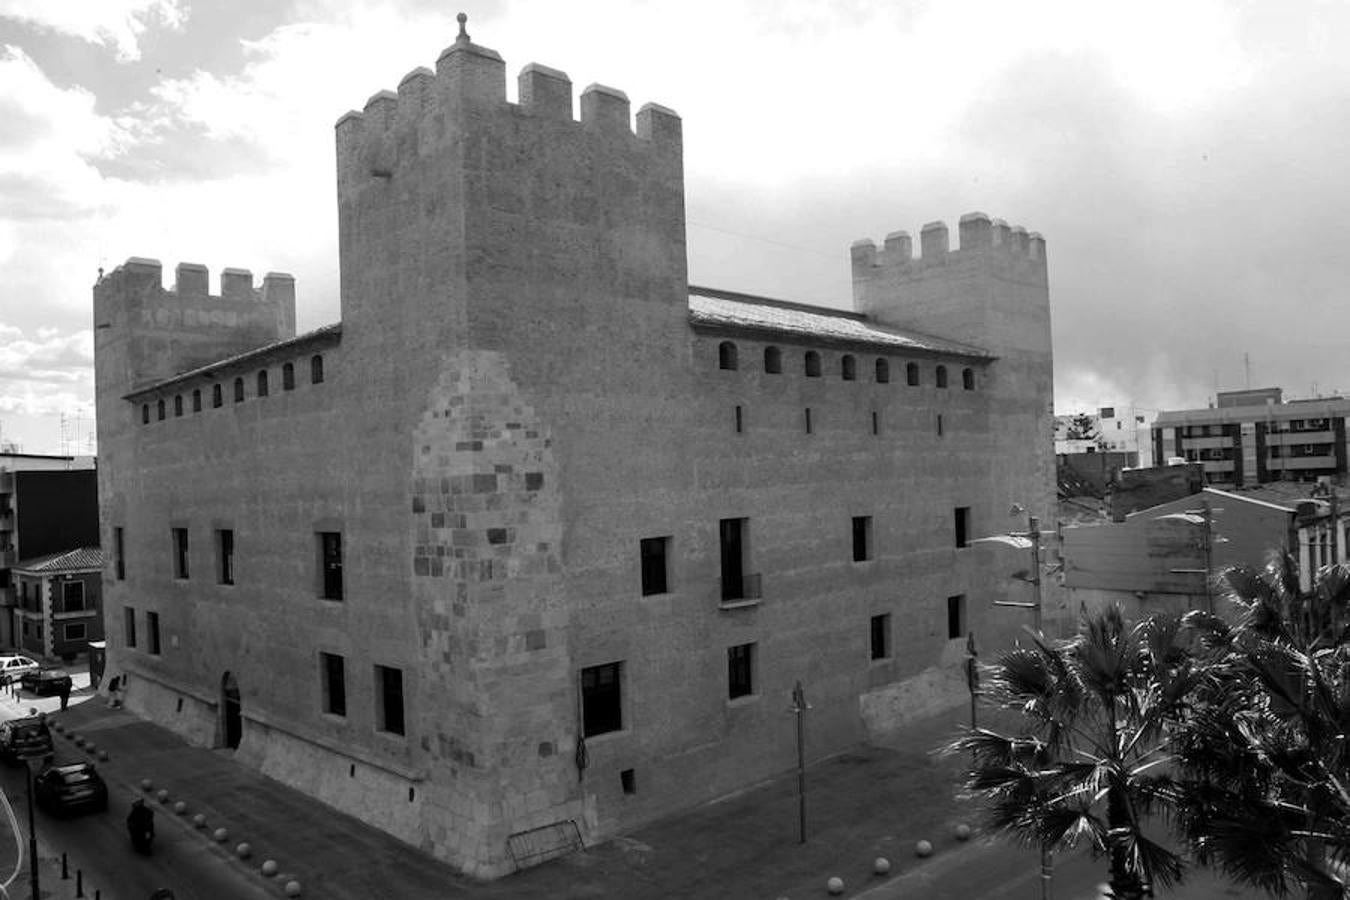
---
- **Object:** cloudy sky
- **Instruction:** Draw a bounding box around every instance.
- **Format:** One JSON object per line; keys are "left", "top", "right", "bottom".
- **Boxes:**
{"left": 0, "top": 0, "right": 1346, "bottom": 454}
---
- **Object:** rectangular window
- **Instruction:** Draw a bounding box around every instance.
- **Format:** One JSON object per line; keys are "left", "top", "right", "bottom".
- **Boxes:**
{"left": 61, "top": 581, "right": 85, "bottom": 613}
{"left": 320, "top": 652, "right": 347, "bottom": 717}
{"left": 727, "top": 643, "right": 756, "bottom": 699}
{"left": 64, "top": 622, "right": 86, "bottom": 642}
{"left": 872, "top": 410, "right": 879, "bottom": 435}
{"left": 870, "top": 613, "right": 891, "bottom": 660}
{"left": 852, "top": 516, "right": 873, "bottom": 562}
{"left": 375, "top": 664, "right": 405, "bottom": 735}
{"left": 114, "top": 527, "right": 125, "bottom": 581}
{"left": 734, "top": 405, "right": 743, "bottom": 433}
{"left": 580, "top": 661, "right": 623, "bottom": 737}
{"left": 147, "top": 610, "right": 161, "bottom": 655}
{"left": 719, "top": 518, "right": 756, "bottom": 601}
{"left": 639, "top": 537, "right": 670, "bottom": 596}
{"left": 947, "top": 594, "right": 966, "bottom": 640}
{"left": 804, "top": 407, "right": 813, "bottom": 434}
{"left": 319, "top": 532, "right": 343, "bottom": 600}
{"left": 954, "top": 507, "right": 970, "bottom": 549}
{"left": 172, "top": 527, "right": 189, "bottom": 579}
{"left": 217, "top": 529, "right": 234, "bottom": 585}
{"left": 123, "top": 607, "right": 137, "bottom": 648}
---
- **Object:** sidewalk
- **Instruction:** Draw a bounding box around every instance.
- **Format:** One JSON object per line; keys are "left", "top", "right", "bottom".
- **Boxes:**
{"left": 45, "top": 696, "right": 986, "bottom": 899}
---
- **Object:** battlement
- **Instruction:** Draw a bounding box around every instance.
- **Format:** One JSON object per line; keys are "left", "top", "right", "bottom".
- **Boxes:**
{"left": 850, "top": 212, "right": 1046, "bottom": 273}
{"left": 96, "top": 258, "right": 295, "bottom": 308}
{"left": 334, "top": 14, "right": 681, "bottom": 186}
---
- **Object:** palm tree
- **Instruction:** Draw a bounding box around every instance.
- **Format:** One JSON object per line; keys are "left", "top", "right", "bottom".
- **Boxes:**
{"left": 1173, "top": 555, "right": 1350, "bottom": 898}
{"left": 946, "top": 606, "right": 1196, "bottom": 900}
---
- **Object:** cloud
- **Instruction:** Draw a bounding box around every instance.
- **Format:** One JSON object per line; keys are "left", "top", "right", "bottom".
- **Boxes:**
{"left": 0, "top": 323, "right": 94, "bottom": 452}
{"left": 0, "top": 0, "right": 186, "bottom": 62}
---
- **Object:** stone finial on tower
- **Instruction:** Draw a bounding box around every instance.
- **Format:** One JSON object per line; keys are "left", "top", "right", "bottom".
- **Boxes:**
{"left": 436, "top": 13, "right": 506, "bottom": 105}
{"left": 1010, "top": 226, "right": 1029, "bottom": 256}
{"left": 919, "top": 221, "right": 949, "bottom": 261}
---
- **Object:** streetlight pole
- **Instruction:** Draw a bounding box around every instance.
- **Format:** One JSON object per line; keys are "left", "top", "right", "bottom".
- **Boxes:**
{"left": 790, "top": 681, "right": 810, "bottom": 844}
{"left": 1029, "top": 515, "right": 1043, "bottom": 633}
{"left": 25, "top": 759, "right": 38, "bottom": 900}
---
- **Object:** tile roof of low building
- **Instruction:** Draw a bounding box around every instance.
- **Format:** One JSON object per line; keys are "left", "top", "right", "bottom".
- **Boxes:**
{"left": 14, "top": 547, "right": 102, "bottom": 572}
{"left": 688, "top": 287, "right": 993, "bottom": 359}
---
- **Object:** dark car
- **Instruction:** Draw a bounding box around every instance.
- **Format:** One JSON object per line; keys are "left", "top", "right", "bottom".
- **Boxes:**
{"left": 0, "top": 717, "right": 52, "bottom": 765}
{"left": 20, "top": 668, "right": 72, "bottom": 697}
{"left": 34, "top": 762, "right": 108, "bottom": 815}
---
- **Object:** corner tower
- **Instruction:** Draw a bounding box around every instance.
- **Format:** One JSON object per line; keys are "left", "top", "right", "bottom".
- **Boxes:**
{"left": 851, "top": 212, "right": 1056, "bottom": 591}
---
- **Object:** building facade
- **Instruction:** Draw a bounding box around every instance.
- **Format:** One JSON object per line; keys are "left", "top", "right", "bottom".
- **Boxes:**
{"left": 94, "top": 26, "right": 1056, "bottom": 878}
{"left": 12, "top": 547, "right": 104, "bottom": 660}
{"left": 1065, "top": 483, "right": 1349, "bottom": 620}
{"left": 1152, "top": 388, "right": 1350, "bottom": 487}
{"left": 0, "top": 454, "right": 99, "bottom": 647}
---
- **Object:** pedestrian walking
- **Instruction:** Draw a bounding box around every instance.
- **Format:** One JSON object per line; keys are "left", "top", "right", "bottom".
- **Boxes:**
{"left": 107, "top": 674, "right": 121, "bottom": 709}
{"left": 58, "top": 676, "right": 71, "bottom": 711}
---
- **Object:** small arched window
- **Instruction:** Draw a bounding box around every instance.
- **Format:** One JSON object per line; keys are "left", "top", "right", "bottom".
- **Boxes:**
{"left": 156, "top": 399, "right": 165, "bottom": 421}
{"left": 233, "top": 377, "right": 245, "bottom": 402}
{"left": 173, "top": 395, "right": 183, "bottom": 417}
{"left": 141, "top": 404, "right": 150, "bottom": 425}
{"left": 257, "top": 370, "right": 269, "bottom": 397}
{"left": 841, "top": 355, "right": 857, "bottom": 381}
{"left": 906, "top": 363, "right": 920, "bottom": 386}
{"left": 962, "top": 367, "right": 975, "bottom": 391}
{"left": 192, "top": 389, "right": 202, "bottom": 412}
{"left": 212, "top": 384, "right": 223, "bottom": 408}
{"left": 936, "top": 365, "right": 948, "bottom": 389}
{"left": 875, "top": 359, "right": 890, "bottom": 384}
{"left": 805, "top": 351, "right": 822, "bottom": 377}
{"left": 764, "top": 346, "right": 782, "bottom": 374}
{"left": 718, "top": 341, "right": 738, "bottom": 371}
{"left": 311, "top": 354, "right": 324, "bottom": 385}
{"left": 282, "top": 363, "right": 295, "bottom": 391}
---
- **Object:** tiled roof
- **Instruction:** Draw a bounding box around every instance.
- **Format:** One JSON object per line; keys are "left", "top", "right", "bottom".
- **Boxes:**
{"left": 14, "top": 547, "right": 102, "bottom": 572}
{"left": 125, "top": 323, "right": 342, "bottom": 399}
{"left": 688, "top": 288, "right": 991, "bottom": 358}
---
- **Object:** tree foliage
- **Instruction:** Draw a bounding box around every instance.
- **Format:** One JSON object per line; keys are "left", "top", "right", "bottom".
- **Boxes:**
{"left": 946, "top": 608, "right": 1198, "bottom": 900}
{"left": 1173, "top": 555, "right": 1350, "bottom": 897}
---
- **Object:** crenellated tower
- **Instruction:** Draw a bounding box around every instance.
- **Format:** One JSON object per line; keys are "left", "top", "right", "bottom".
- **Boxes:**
{"left": 332, "top": 14, "right": 686, "bottom": 381}
{"left": 852, "top": 211, "right": 1057, "bottom": 604}
{"left": 93, "top": 258, "right": 296, "bottom": 428}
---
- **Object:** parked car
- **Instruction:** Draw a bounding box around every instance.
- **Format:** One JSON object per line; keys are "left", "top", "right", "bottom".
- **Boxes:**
{"left": 0, "top": 716, "right": 52, "bottom": 765}
{"left": 20, "top": 668, "right": 72, "bottom": 697}
{"left": 0, "top": 655, "right": 39, "bottom": 682}
{"left": 34, "top": 762, "right": 108, "bottom": 816}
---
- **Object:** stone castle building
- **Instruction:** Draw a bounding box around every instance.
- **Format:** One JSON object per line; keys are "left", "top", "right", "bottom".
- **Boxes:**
{"left": 94, "top": 21, "right": 1055, "bottom": 877}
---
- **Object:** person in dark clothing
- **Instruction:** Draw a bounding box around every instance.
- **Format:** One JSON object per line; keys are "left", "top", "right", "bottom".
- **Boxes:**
{"left": 127, "top": 798, "right": 154, "bottom": 852}
{"left": 58, "top": 677, "right": 71, "bottom": 711}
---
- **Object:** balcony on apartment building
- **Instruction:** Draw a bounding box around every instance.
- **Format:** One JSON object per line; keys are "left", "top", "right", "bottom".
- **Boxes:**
{"left": 1179, "top": 435, "right": 1235, "bottom": 451}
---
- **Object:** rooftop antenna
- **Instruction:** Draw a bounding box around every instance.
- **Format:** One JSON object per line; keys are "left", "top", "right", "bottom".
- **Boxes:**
{"left": 1244, "top": 352, "right": 1251, "bottom": 389}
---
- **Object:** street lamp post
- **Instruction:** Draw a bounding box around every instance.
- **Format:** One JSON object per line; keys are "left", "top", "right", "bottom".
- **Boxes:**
{"left": 24, "top": 758, "right": 38, "bottom": 900}
{"left": 972, "top": 505, "right": 1053, "bottom": 900}
{"left": 1158, "top": 499, "right": 1224, "bottom": 615}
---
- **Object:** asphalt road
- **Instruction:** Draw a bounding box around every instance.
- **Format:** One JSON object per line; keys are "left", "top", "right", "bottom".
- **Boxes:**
{"left": 0, "top": 682, "right": 267, "bottom": 900}
{"left": 856, "top": 836, "right": 1248, "bottom": 900}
